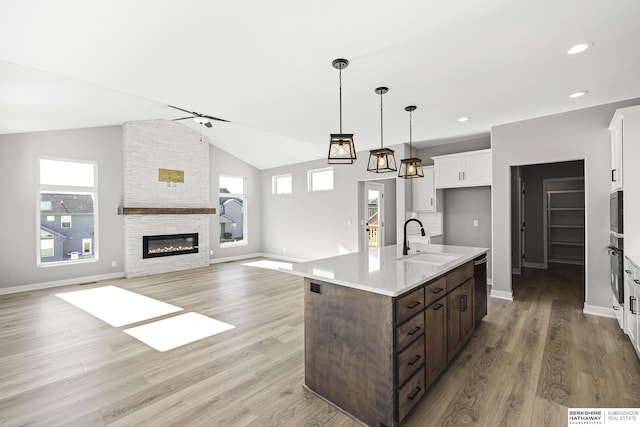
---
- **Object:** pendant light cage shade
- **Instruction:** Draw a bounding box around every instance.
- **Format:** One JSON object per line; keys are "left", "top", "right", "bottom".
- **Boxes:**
{"left": 367, "top": 148, "right": 397, "bottom": 173}
{"left": 328, "top": 134, "right": 356, "bottom": 164}
{"left": 368, "top": 86, "right": 397, "bottom": 173}
{"left": 328, "top": 58, "right": 357, "bottom": 164}
{"left": 398, "top": 105, "right": 424, "bottom": 179}
{"left": 398, "top": 158, "right": 424, "bottom": 178}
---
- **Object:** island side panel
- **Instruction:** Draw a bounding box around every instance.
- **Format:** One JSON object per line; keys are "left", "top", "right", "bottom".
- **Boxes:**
{"left": 304, "top": 278, "right": 395, "bottom": 427}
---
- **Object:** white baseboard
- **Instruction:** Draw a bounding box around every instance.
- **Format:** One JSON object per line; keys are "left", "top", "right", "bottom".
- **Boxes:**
{"left": 490, "top": 289, "right": 513, "bottom": 301}
{"left": 0, "top": 272, "right": 126, "bottom": 296}
{"left": 209, "top": 252, "right": 308, "bottom": 265}
{"left": 523, "top": 262, "right": 547, "bottom": 269}
{"left": 583, "top": 304, "right": 616, "bottom": 319}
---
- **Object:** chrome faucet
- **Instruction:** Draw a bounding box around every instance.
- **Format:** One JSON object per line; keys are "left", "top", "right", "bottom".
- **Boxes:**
{"left": 403, "top": 218, "right": 426, "bottom": 256}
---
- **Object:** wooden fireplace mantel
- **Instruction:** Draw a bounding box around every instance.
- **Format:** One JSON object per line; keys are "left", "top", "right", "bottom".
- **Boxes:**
{"left": 118, "top": 207, "right": 216, "bottom": 215}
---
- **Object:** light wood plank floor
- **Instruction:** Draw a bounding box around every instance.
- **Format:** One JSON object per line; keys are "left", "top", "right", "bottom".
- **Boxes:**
{"left": 0, "top": 260, "right": 638, "bottom": 426}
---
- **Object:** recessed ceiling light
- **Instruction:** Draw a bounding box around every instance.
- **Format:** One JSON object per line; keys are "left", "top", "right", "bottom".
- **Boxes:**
{"left": 457, "top": 116, "right": 470, "bottom": 122}
{"left": 569, "top": 91, "right": 589, "bottom": 98}
{"left": 567, "top": 42, "right": 594, "bottom": 55}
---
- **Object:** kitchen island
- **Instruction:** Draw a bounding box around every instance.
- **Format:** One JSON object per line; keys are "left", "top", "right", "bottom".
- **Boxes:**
{"left": 286, "top": 243, "right": 489, "bottom": 427}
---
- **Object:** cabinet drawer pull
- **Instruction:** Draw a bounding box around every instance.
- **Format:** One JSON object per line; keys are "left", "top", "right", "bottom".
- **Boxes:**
{"left": 626, "top": 269, "right": 632, "bottom": 274}
{"left": 407, "top": 354, "right": 421, "bottom": 366}
{"left": 612, "top": 169, "right": 616, "bottom": 182}
{"left": 460, "top": 295, "right": 467, "bottom": 311}
{"left": 407, "top": 301, "right": 421, "bottom": 309}
{"left": 635, "top": 279, "right": 640, "bottom": 285}
{"left": 631, "top": 296, "right": 638, "bottom": 315}
{"left": 432, "top": 303, "right": 444, "bottom": 311}
{"left": 407, "top": 326, "right": 421, "bottom": 336}
{"left": 431, "top": 287, "right": 444, "bottom": 294}
{"left": 408, "top": 387, "right": 422, "bottom": 400}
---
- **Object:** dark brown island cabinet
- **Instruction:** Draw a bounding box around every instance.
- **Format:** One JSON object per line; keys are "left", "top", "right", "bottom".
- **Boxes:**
{"left": 304, "top": 260, "right": 483, "bottom": 427}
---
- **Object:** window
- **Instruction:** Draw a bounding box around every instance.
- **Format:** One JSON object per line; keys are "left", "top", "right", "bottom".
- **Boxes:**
{"left": 219, "top": 175, "right": 247, "bottom": 247}
{"left": 272, "top": 174, "right": 292, "bottom": 195}
{"left": 308, "top": 167, "right": 334, "bottom": 192}
{"left": 39, "top": 159, "right": 97, "bottom": 265}
{"left": 61, "top": 215, "right": 72, "bottom": 228}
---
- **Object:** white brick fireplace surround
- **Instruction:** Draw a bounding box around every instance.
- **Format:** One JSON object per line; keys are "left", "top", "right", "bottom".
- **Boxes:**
{"left": 123, "top": 120, "right": 211, "bottom": 278}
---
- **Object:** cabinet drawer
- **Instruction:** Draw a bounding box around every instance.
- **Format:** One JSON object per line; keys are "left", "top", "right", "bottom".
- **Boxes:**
{"left": 398, "top": 366, "right": 426, "bottom": 422}
{"left": 447, "top": 261, "right": 473, "bottom": 292}
{"left": 425, "top": 277, "right": 447, "bottom": 306}
{"left": 397, "top": 311, "right": 424, "bottom": 351}
{"left": 396, "top": 287, "right": 425, "bottom": 324}
{"left": 398, "top": 334, "right": 425, "bottom": 386}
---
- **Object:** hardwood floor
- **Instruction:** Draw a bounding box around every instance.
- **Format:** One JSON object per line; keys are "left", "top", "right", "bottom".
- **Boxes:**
{"left": 0, "top": 261, "right": 638, "bottom": 426}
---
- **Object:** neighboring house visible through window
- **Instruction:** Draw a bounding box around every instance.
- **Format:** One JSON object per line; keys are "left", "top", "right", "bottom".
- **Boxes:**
{"left": 219, "top": 175, "right": 247, "bottom": 247}
{"left": 39, "top": 158, "right": 97, "bottom": 265}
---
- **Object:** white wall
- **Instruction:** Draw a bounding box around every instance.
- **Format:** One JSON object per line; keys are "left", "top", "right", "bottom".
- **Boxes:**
{"left": 491, "top": 98, "right": 640, "bottom": 309}
{"left": 260, "top": 143, "right": 409, "bottom": 261}
{"left": 0, "top": 126, "right": 125, "bottom": 290}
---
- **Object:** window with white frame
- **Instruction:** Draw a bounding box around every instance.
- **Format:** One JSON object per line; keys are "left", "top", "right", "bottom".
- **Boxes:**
{"left": 308, "top": 167, "right": 334, "bottom": 192}
{"left": 272, "top": 174, "right": 292, "bottom": 195}
{"left": 39, "top": 158, "right": 97, "bottom": 265}
{"left": 219, "top": 175, "right": 247, "bottom": 247}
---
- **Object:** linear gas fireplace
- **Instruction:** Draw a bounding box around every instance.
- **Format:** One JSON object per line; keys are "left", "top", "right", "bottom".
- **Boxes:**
{"left": 142, "top": 233, "right": 199, "bottom": 259}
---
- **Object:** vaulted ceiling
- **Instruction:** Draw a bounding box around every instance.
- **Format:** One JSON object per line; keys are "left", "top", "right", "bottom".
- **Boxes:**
{"left": 1, "top": 1, "right": 639, "bottom": 169}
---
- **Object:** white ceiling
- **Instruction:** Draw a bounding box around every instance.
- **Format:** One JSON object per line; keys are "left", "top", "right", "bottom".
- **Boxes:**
{"left": 1, "top": 0, "right": 639, "bottom": 169}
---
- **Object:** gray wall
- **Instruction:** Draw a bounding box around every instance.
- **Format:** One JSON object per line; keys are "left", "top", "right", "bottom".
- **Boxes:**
{"left": 0, "top": 126, "right": 125, "bottom": 289}
{"left": 209, "top": 142, "right": 263, "bottom": 260}
{"left": 521, "top": 161, "right": 584, "bottom": 265}
{"left": 492, "top": 97, "right": 640, "bottom": 309}
{"left": 442, "top": 187, "right": 492, "bottom": 277}
{"left": 260, "top": 143, "right": 409, "bottom": 261}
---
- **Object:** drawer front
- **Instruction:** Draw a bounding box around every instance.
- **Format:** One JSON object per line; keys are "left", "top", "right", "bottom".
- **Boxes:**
{"left": 447, "top": 261, "right": 473, "bottom": 292}
{"left": 396, "top": 287, "right": 425, "bottom": 324}
{"left": 398, "top": 334, "right": 425, "bottom": 386}
{"left": 397, "top": 311, "right": 424, "bottom": 351}
{"left": 398, "top": 365, "right": 426, "bottom": 422}
{"left": 425, "top": 276, "right": 447, "bottom": 306}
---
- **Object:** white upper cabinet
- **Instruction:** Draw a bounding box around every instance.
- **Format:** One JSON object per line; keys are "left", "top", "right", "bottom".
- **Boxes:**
{"left": 609, "top": 112, "right": 623, "bottom": 191}
{"left": 412, "top": 166, "right": 440, "bottom": 212}
{"left": 432, "top": 149, "right": 492, "bottom": 189}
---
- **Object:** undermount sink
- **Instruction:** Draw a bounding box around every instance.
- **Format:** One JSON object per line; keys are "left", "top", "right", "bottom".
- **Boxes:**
{"left": 400, "top": 252, "right": 462, "bottom": 265}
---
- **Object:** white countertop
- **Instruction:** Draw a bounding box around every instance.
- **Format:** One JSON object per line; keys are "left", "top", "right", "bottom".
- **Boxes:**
{"left": 284, "top": 244, "right": 488, "bottom": 297}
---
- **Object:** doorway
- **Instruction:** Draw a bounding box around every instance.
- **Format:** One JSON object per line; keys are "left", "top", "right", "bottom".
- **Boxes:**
{"left": 363, "top": 182, "right": 384, "bottom": 249}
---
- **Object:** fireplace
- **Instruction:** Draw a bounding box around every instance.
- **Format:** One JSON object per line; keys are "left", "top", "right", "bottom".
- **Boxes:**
{"left": 142, "top": 233, "right": 199, "bottom": 259}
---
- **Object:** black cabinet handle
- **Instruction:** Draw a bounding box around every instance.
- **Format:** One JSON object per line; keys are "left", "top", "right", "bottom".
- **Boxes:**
{"left": 408, "top": 354, "right": 421, "bottom": 366}
{"left": 635, "top": 279, "right": 640, "bottom": 285}
{"left": 407, "top": 326, "right": 421, "bottom": 336}
{"left": 408, "top": 387, "right": 422, "bottom": 400}
{"left": 631, "top": 296, "right": 638, "bottom": 315}
{"left": 431, "top": 287, "right": 444, "bottom": 294}
{"left": 626, "top": 269, "right": 632, "bottom": 274}
{"left": 407, "top": 301, "right": 421, "bottom": 309}
{"left": 612, "top": 169, "right": 616, "bottom": 182}
{"left": 432, "top": 303, "right": 444, "bottom": 311}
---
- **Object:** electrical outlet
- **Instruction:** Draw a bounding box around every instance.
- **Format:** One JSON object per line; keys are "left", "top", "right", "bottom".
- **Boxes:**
{"left": 473, "top": 220, "right": 479, "bottom": 227}
{"left": 111, "top": 261, "right": 117, "bottom": 267}
{"left": 347, "top": 219, "right": 352, "bottom": 226}
{"left": 283, "top": 247, "right": 287, "bottom": 254}
{"left": 210, "top": 250, "right": 213, "bottom": 255}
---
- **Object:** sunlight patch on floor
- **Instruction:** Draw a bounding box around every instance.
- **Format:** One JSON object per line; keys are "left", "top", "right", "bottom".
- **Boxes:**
{"left": 56, "top": 285, "right": 183, "bottom": 327}
{"left": 124, "top": 312, "right": 235, "bottom": 352}
{"left": 242, "top": 259, "right": 293, "bottom": 270}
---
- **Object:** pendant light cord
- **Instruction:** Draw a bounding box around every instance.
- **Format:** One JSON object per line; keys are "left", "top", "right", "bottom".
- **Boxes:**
{"left": 339, "top": 68, "right": 343, "bottom": 134}
{"left": 409, "top": 109, "right": 413, "bottom": 157}
{"left": 380, "top": 91, "right": 384, "bottom": 149}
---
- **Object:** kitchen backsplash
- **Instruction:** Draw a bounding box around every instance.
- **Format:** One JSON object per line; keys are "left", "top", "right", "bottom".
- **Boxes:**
{"left": 406, "top": 211, "right": 443, "bottom": 235}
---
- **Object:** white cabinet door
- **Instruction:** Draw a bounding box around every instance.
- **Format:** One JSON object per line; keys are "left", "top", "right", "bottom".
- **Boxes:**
{"left": 412, "top": 166, "right": 436, "bottom": 212}
{"left": 433, "top": 149, "right": 492, "bottom": 189}
{"left": 462, "top": 151, "right": 492, "bottom": 186}
{"left": 610, "top": 117, "right": 623, "bottom": 191}
{"left": 434, "top": 156, "right": 463, "bottom": 189}
{"left": 630, "top": 280, "right": 640, "bottom": 357}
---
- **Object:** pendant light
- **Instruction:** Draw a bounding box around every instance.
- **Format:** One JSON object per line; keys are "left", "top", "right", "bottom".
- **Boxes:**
{"left": 367, "top": 87, "right": 397, "bottom": 173}
{"left": 398, "top": 106, "right": 424, "bottom": 179}
{"left": 328, "top": 58, "right": 356, "bottom": 164}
